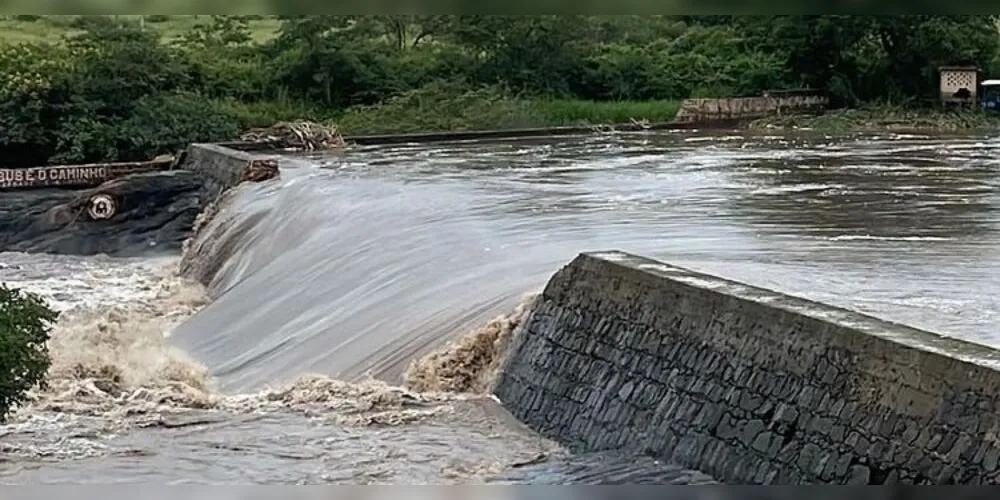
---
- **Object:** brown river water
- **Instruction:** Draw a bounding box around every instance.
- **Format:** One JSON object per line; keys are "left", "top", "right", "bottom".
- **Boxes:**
{"left": 0, "top": 129, "right": 998, "bottom": 484}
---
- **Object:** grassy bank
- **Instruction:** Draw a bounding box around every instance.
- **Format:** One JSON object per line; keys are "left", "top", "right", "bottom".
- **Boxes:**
{"left": 334, "top": 98, "right": 681, "bottom": 135}
{"left": 220, "top": 90, "right": 682, "bottom": 136}
{"left": 7, "top": 15, "right": 1000, "bottom": 166}
{"left": 0, "top": 15, "right": 281, "bottom": 43}
{"left": 748, "top": 105, "right": 1000, "bottom": 133}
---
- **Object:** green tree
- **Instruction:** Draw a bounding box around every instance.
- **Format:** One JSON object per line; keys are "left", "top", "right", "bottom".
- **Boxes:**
{"left": 873, "top": 16, "right": 999, "bottom": 101}
{"left": 364, "top": 16, "right": 451, "bottom": 51}
{"left": 446, "top": 16, "right": 591, "bottom": 96}
{"left": 0, "top": 41, "right": 73, "bottom": 166}
{"left": 178, "top": 15, "right": 254, "bottom": 49}
{"left": 268, "top": 16, "right": 406, "bottom": 107}
{"left": 733, "top": 16, "right": 1000, "bottom": 105}
{"left": 64, "top": 21, "right": 189, "bottom": 116}
{"left": 0, "top": 284, "right": 56, "bottom": 422}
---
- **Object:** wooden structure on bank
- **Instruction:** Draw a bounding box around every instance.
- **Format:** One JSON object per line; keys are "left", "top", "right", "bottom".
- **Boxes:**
{"left": 938, "top": 65, "right": 979, "bottom": 107}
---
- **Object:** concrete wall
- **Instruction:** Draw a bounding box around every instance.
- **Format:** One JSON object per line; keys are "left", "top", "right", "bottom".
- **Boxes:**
{"left": 0, "top": 142, "right": 276, "bottom": 194}
{"left": 179, "top": 143, "right": 279, "bottom": 198}
{"left": 175, "top": 143, "right": 280, "bottom": 286}
{"left": 493, "top": 251, "right": 1000, "bottom": 485}
{"left": 674, "top": 95, "right": 828, "bottom": 124}
{"left": 0, "top": 159, "right": 173, "bottom": 191}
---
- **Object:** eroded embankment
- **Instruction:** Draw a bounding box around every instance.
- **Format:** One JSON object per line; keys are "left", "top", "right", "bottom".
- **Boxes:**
{"left": 491, "top": 251, "right": 1000, "bottom": 485}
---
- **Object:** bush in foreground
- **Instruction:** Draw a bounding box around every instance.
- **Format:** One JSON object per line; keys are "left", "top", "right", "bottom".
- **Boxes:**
{"left": 0, "top": 284, "right": 56, "bottom": 422}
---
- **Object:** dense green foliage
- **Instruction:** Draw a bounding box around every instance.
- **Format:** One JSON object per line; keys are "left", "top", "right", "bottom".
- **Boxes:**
{"left": 0, "top": 284, "right": 56, "bottom": 421}
{"left": 1, "top": 15, "right": 999, "bottom": 166}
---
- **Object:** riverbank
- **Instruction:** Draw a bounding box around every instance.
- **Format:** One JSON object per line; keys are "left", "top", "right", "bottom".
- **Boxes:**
{"left": 221, "top": 94, "right": 682, "bottom": 137}
{"left": 228, "top": 94, "right": 1000, "bottom": 141}
{"left": 748, "top": 106, "right": 1000, "bottom": 133}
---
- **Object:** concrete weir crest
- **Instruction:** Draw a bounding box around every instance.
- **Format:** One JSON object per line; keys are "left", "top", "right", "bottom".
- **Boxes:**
{"left": 493, "top": 250, "right": 1000, "bottom": 485}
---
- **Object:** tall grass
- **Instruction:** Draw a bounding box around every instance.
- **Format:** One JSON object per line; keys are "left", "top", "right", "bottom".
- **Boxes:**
{"left": 532, "top": 99, "right": 681, "bottom": 126}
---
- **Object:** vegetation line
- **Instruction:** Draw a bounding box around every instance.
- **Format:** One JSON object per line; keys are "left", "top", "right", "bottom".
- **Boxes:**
{"left": 3, "top": 15, "right": 1000, "bottom": 168}
{"left": 3, "top": 14, "right": 1000, "bottom": 418}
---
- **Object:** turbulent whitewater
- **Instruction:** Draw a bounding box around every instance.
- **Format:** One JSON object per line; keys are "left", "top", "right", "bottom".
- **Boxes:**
{"left": 1, "top": 129, "right": 999, "bottom": 483}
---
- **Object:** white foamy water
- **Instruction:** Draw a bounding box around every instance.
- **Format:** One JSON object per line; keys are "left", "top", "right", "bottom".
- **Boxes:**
{"left": 0, "top": 253, "right": 560, "bottom": 483}
{"left": 2, "top": 129, "right": 1000, "bottom": 483}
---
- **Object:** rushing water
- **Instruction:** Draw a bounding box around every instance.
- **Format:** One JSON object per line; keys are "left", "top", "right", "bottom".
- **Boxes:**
{"left": 1, "top": 129, "right": 999, "bottom": 484}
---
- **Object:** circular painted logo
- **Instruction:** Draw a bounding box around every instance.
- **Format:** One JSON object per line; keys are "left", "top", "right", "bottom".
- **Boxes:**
{"left": 87, "top": 194, "right": 117, "bottom": 220}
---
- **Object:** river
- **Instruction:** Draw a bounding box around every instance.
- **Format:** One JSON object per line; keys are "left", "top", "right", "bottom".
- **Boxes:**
{"left": 0, "top": 129, "right": 998, "bottom": 484}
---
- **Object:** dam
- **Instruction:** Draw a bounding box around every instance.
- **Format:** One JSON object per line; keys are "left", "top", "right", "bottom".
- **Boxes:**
{"left": 494, "top": 251, "right": 1000, "bottom": 484}
{"left": 0, "top": 129, "right": 998, "bottom": 484}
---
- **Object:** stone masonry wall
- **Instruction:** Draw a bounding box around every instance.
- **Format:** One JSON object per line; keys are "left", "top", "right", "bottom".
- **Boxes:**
{"left": 493, "top": 251, "right": 1000, "bottom": 485}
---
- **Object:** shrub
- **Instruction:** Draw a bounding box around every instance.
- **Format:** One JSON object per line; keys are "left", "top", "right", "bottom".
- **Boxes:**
{"left": 336, "top": 82, "right": 544, "bottom": 134}
{"left": 68, "top": 16, "right": 119, "bottom": 31}
{"left": 0, "top": 42, "right": 74, "bottom": 166}
{"left": 51, "top": 92, "right": 241, "bottom": 164}
{"left": 112, "top": 92, "right": 241, "bottom": 160}
{"left": 213, "top": 98, "right": 333, "bottom": 130}
{"left": 0, "top": 284, "right": 57, "bottom": 422}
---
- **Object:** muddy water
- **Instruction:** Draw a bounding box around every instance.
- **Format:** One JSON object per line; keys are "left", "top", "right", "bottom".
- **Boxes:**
{"left": 1, "top": 129, "right": 999, "bottom": 484}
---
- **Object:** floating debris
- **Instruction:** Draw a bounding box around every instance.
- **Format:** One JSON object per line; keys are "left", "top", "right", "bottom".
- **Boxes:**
{"left": 240, "top": 121, "right": 346, "bottom": 151}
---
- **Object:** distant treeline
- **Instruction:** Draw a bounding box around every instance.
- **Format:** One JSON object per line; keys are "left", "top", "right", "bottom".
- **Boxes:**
{"left": 1, "top": 15, "right": 998, "bottom": 166}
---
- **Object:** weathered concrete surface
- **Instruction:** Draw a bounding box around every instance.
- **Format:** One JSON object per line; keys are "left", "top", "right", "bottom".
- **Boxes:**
{"left": 0, "top": 171, "right": 205, "bottom": 256}
{"left": 178, "top": 143, "right": 278, "bottom": 199}
{"left": 0, "top": 159, "right": 174, "bottom": 191}
{"left": 493, "top": 251, "right": 1000, "bottom": 485}
{"left": 0, "top": 144, "right": 279, "bottom": 257}
{"left": 674, "top": 95, "right": 828, "bottom": 124}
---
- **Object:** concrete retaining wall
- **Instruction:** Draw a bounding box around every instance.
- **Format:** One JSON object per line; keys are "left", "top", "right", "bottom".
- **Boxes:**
{"left": 0, "top": 143, "right": 277, "bottom": 196}
{"left": 674, "top": 95, "right": 828, "bottom": 124}
{"left": 178, "top": 143, "right": 279, "bottom": 198}
{"left": 0, "top": 159, "right": 173, "bottom": 191}
{"left": 493, "top": 251, "right": 1000, "bottom": 485}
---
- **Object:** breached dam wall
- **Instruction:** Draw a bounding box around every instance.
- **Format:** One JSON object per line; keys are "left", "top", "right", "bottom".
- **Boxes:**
{"left": 493, "top": 251, "right": 1000, "bottom": 485}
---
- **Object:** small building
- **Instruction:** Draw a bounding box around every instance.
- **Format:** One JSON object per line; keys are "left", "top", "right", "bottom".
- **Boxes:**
{"left": 938, "top": 65, "right": 979, "bottom": 107}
